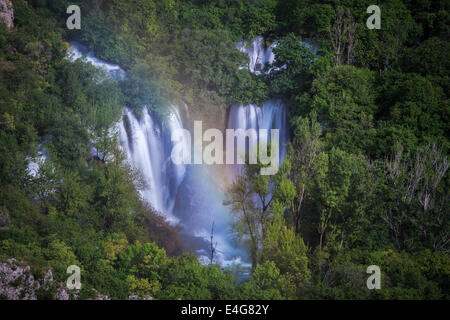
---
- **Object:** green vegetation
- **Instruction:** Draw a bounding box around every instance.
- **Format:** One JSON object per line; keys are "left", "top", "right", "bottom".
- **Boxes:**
{"left": 0, "top": 0, "right": 448, "bottom": 299}
{"left": 224, "top": 0, "right": 449, "bottom": 299}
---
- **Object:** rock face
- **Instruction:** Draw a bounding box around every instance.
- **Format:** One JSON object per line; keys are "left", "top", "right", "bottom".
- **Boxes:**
{"left": 0, "top": 259, "right": 38, "bottom": 299}
{"left": 0, "top": 0, "right": 13, "bottom": 29}
{"left": 0, "top": 259, "right": 110, "bottom": 300}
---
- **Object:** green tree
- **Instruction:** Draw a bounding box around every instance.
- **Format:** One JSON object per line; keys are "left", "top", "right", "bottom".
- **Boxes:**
{"left": 240, "top": 261, "right": 296, "bottom": 299}
{"left": 262, "top": 202, "right": 311, "bottom": 288}
{"left": 287, "top": 111, "right": 327, "bottom": 233}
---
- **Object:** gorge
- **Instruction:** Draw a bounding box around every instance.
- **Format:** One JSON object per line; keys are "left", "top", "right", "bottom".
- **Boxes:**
{"left": 67, "top": 37, "right": 289, "bottom": 270}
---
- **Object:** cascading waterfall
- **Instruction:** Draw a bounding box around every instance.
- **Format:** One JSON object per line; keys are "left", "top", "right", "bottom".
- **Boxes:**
{"left": 66, "top": 36, "right": 289, "bottom": 270}
{"left": 118, "top": 106, "right": 188, "bottom": 223}
{"left": 67, "top": 42, "right": 125, "bottom": 79}
{"left": 227, "top": 100, "right": 288, "bottom": 166}
{"left": 67, "top": 42, "right": 250, "bottom": 268}
{"left": 236, "top": 36, "right": 276, "bottom": 75}
{"left": 232, "top": 38, "right": 289, "bottom": 173}
{"left": 68, "top": 42, "right": 188, "bottom": 223}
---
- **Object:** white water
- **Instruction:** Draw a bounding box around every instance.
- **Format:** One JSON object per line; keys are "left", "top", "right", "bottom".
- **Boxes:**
{"left": 27, "top": 146, "right": 48, "bottom": 178}
{"left": 67, "top": 42, "right": 125, "bottom": 79}
{"left": 227, "top": 100, "right": 288, "bottom": 168}
{"left": 66, "top": 37, "right": 289, "bottom": 270}
{"left": 68, "top": 43, "right": 186, "bottom": 223}
{"left": 232, "top": 37, "right": 289, "bottom": 173}
{"left": 118, "top": 106, "right": 188, "bottom": 223}
{"left": 236, "top": 36, "right": 288, "bottom": 75}
{"left": 67, "top": 42, "right": 249, "bottom": 268}
{"left": 237, "top": 36, "right": 276, "bottom": 75}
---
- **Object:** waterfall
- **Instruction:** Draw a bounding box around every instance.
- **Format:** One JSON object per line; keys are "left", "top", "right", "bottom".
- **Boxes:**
{"left": 236, "top": 36, "right": 288, "bottom": 75}
{"left": 118, "top": 107, "right": 188, "bottom": 223}
{"left": 227, "top": 100, "right": 288, "bottom": 165}
{"left": 67, "top": 42, "right": 249, "bottom": 268}
{"left": 27, "top": 145, "right": 48, "bottom": 178}
{"left": 236, "top": 36, "right": 275, "bottom": 75}
{"left": 65, "top": 37, "right": 290, "bottom": 271}
{"left": 67, "top": 42, "right": 125, "bottom": 79}
{"left": 231, "top": 37, "right": 290, "bottom": 174}
{"left": 68, "top": 42, "right": 187, "bottom": 222}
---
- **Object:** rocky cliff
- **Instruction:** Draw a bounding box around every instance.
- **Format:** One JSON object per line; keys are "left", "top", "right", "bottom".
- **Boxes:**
{"left": 0, "top": 0, "right": 13, "bottom": 29}
{"left": 0, "top": 259, "right": 110, "bottom": 300}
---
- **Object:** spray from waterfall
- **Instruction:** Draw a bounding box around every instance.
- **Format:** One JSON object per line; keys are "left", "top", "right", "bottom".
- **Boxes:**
{"left": 66, "top": 37, "right": 289, "bottom": 270}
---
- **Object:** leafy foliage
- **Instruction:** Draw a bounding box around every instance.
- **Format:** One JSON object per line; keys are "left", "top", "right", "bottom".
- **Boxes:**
{"left": 0, "top": 0, "right": 448, "bottom": 300}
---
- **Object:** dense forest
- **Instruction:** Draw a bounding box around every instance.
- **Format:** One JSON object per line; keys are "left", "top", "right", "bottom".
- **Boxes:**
{"left": 0, "top": 0, "right": 448, "bottom": 299}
